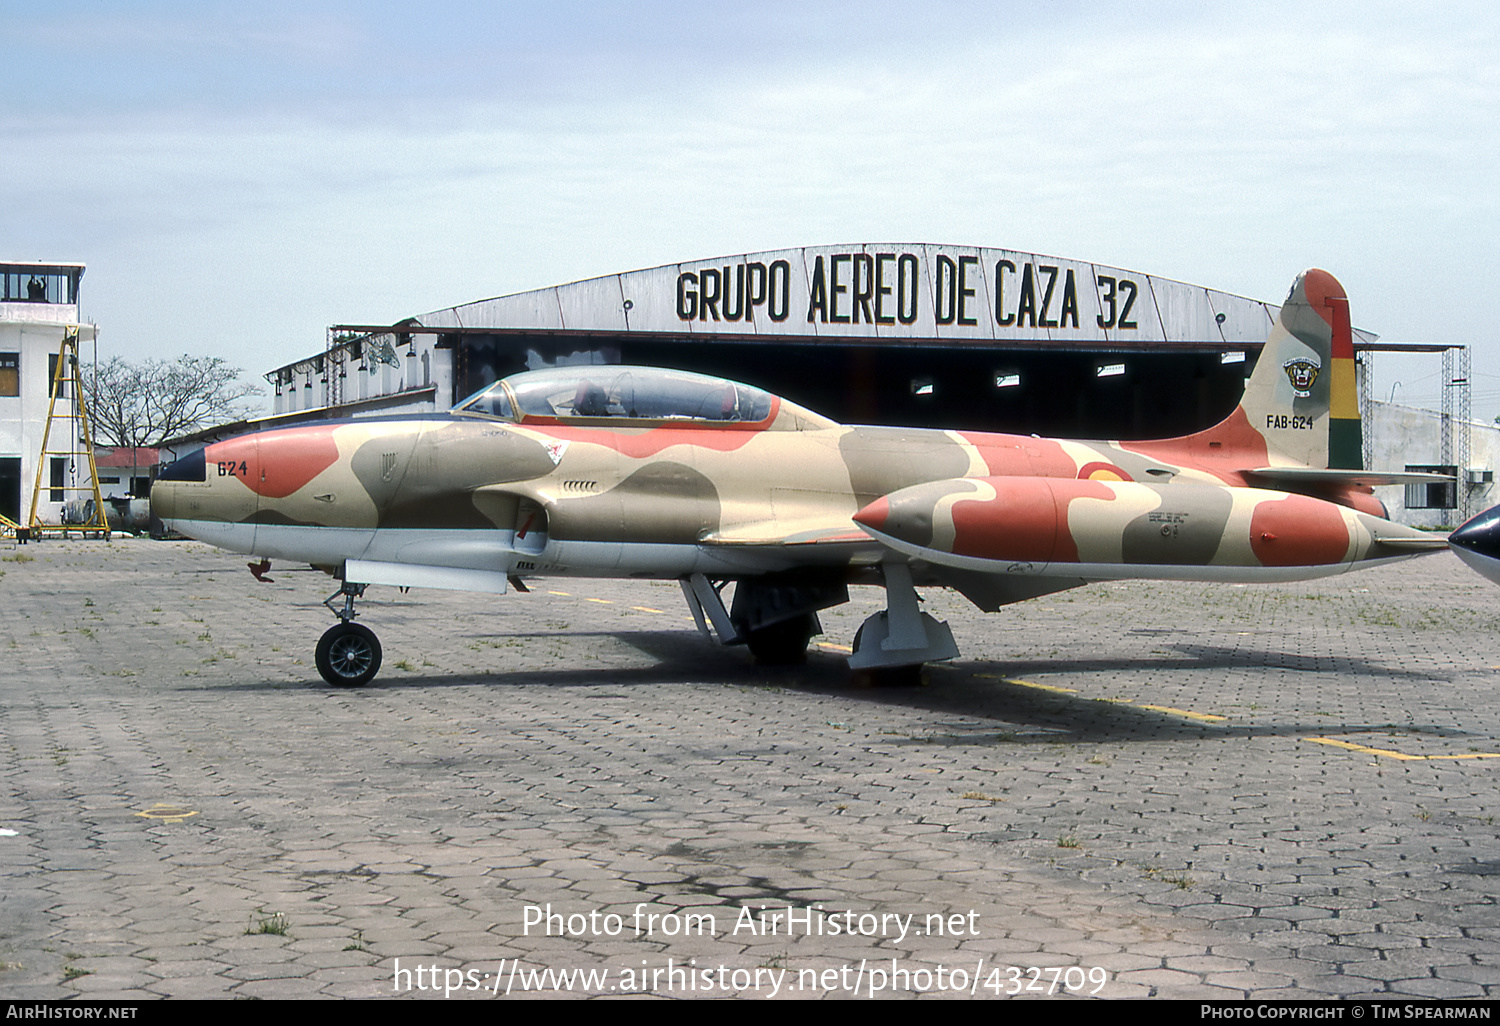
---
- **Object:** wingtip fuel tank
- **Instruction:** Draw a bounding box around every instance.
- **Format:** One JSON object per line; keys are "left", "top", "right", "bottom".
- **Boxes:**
{"left": 853, "top": 476, "right": 1439, "bottom": 582}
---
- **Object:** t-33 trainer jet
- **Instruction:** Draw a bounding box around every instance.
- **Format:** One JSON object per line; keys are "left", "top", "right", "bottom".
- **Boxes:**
{"left": 151, "top": 269, "right": 1449, "bottom": 685}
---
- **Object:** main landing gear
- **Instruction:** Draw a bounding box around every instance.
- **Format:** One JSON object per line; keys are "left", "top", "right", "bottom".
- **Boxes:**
{"left": 316, "top": 582, "right": 382, "bottom": 686}
{"left": 680, "top": 567, "right": 956, "bottom": 684}
{"left": 846, "top": 563, "right": 958, "bottom": 686}
{"left": 743, "top": 612, "right": 819, "bottom": 665}
{"left": 680, "top": 572, "right": 848, "bottom": 667}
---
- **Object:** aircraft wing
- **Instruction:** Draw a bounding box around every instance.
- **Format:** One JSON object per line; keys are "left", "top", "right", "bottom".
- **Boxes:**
{"left": 699, "top": 520, "right": 880, "bottom": 549}
{"left": 1244, "top": 467, "right": 1455, "bottom": 489}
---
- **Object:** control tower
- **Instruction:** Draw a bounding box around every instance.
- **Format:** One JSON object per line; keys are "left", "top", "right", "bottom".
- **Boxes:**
{"left": 0, "top": 262, "right": 90, "bottom": 524}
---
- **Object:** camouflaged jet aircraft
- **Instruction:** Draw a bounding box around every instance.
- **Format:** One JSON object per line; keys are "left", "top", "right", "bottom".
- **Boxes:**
{"left": 151, "top": 269, "right": 1449, "bottom": 685}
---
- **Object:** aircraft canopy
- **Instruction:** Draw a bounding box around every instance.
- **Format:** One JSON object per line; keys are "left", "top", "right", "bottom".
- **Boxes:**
{"left": 457, "top": 366, "right": 777, "bottom": 425}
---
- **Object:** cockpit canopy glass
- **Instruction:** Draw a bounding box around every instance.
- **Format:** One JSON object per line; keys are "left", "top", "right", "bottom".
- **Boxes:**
{"left": 456, "top": 367, "right": 775, "bottom": 425}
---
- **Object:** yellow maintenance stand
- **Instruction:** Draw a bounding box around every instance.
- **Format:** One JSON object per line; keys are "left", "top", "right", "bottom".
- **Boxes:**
{"left": 24, "top": 332, "right": 109, "bottom": 539}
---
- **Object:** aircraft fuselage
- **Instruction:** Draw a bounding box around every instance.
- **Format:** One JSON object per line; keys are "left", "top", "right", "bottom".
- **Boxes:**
{"left": 153, "top": 409, "right": 1421, "bottom": 587}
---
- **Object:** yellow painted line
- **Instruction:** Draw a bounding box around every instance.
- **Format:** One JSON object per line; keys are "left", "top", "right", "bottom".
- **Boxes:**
{"left": 1310, "top": 737, "right": 1500, "bottom": 761}
{"left": 1008, "top": 678, "right": 1078, "bottom": 695}
{"left": 973, "top": 674, "right": 1229, "bottom": 722}
{"left": 1137, "top": 704, "right": 1228, "bottom": 723}
{"left": 547, "top": 590, "right": 571, "bottom": 597}
{"left": 1310, "top": 738, "right": 1421, "bottom": 761}
{"left": 631, "top": 606, "right": 665, "bottom": 614}
{"left": 585, "top": 598, "right": 613, "bottom": 605}
{"left": 973, "top": 674, "right": 1078, "bottom": 694}
{"left": 1095, "top": 696, "right": 1227, "bottom": 723}
{"left": 817, "top": 642, "right": 854, "bottom": 653}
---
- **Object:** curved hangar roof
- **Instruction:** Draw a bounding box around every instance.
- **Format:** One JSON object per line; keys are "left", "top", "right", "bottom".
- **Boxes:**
{"left": 412, "top": 245, "right": 1375, "bottom": 349}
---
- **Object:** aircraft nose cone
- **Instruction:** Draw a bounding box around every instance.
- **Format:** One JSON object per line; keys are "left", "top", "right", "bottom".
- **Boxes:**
{"left": 1449, "top": 505, "right": 1500, "bottom": 556}
{"left": 851, "top": 496, "right": 891, "bottom": 533}
{"left": 150, "top": 449, "right": 208, "bottom": 521}
{"left": 853, "top": 490, "right": 935, "bottom": 549}
{"left": 1448, "top": 504, "right": 1500, "bottom": 586}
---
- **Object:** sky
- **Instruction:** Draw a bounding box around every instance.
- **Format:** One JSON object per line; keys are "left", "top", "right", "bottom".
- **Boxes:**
{"left": 3, "top": 1, "right": 1497, "bottom": 419}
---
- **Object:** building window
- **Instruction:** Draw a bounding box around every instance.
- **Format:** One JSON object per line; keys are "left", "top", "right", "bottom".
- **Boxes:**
{"left": 1, "top": 268, "right": 80, "bottom": 304}
{"left": 1404, "top": 464, "right": 1457, "bottom": 510}
{"left": 0, "top": 353, "right": 16, "bottom": 396}
{"left": 50, "top": 457, "right": 66, "bottom": 502}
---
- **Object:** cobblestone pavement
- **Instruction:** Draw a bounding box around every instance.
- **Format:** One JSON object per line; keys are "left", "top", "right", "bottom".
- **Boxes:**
{"left": 1, "top": 537, "right": 1498, "bottom": 999}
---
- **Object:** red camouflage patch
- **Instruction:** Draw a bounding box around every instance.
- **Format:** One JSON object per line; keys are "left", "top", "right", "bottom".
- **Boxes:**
{"left": 961, "top": 433, "right": 1077, "bottom": 478}
{"left": 949, "top": 477, "right": 1115, "bottom": 564}
{"left": 1121, "top": 406, "right": 1268, "bottom": 484}
{"left": 1249, "top": 494, "right": 1351, "bottom": 566}
{"left": 206, "top": 427, "right": 341, "bottom": 500}
{"left": 537, "top": 423, "right": 765, "bottom": 459}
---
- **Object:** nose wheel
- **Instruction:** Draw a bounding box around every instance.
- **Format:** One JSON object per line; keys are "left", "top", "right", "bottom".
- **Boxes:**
{"left": 316, "top": 581, "right": 382, "bottom": 686}
{"left": 315, "top": 622, "right": 382, "bottom": 686}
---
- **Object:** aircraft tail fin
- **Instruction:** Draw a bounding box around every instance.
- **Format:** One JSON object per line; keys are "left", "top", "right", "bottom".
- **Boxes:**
{"left": 1234, "top": 268, "right": 1362, "bottom": 471}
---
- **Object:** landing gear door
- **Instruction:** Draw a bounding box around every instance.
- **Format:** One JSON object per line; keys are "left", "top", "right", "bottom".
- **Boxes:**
{"left": 514, "top": 497, "right": 548, "bottom": 555}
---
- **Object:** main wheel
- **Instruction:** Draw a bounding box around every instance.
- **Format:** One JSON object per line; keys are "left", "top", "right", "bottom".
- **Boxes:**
{"left": 315, "top": 622, "right": 383, "bottom": 686}
{"left": 744, "top": 613, "right": 816, "bottom": 665}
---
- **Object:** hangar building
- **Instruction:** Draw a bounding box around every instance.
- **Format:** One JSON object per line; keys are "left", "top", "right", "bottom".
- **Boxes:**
{"left": 267, "top": 244, "right": 1345, "bottom": 441}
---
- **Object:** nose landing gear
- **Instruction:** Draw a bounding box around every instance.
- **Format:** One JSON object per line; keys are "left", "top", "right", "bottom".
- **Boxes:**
{"left": 316, "top": 582, "right": 382, "bottom": 686}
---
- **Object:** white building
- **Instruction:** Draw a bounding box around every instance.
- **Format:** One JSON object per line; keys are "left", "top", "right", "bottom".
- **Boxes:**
{"left": 267, "top": 326, "right": 451, "bottom": 420}
{"left": 1367, "top": 402, "right": 1498, "bottom": 528}
{"left": 94, "top": 446, "right": 158, "bottom": 501}
{"left": 0, "top": 262, "right": 91, "bottom": 525}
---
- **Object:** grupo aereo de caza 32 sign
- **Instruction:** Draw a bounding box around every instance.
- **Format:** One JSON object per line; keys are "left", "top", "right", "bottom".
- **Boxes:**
{"left": 669, "top": 246, "right": 1172, "bottom": 341}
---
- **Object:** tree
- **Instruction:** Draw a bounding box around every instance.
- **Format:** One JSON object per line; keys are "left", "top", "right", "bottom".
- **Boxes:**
{"left": 83, "top": 355, "right": 265, "bottom": 449}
